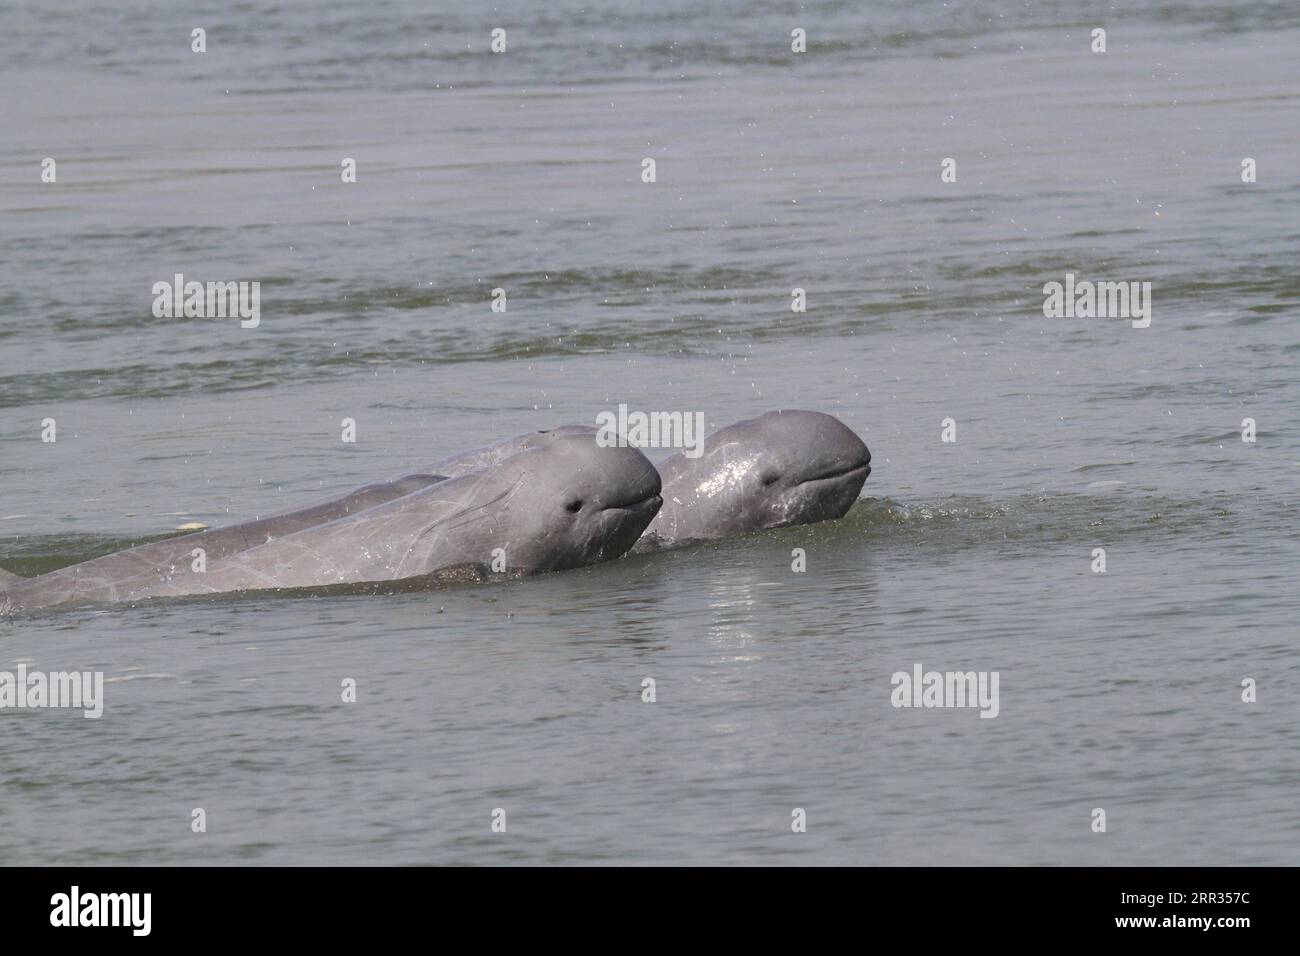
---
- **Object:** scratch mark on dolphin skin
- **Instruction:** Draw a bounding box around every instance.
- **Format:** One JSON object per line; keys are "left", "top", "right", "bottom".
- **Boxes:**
{"left": 393, "top": 475, "right": 524, "bottom": 578}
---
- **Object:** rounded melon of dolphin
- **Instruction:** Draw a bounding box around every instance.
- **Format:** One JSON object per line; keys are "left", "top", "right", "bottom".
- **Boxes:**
{"left": 1, "top": 434, "right": 661, "bottom": 611}
{"left": 644, "top": 409, "right": 871, "bottom": 543}
{"left": 420, "top": 425, "right": 598, "bottom": 478}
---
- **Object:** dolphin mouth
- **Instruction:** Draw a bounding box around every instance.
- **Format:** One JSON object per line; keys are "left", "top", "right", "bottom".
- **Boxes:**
{"left": 602, "top": 492, "right": 663, "bottom": 515}
{"left": 804, "top": 460, "right": 871, "bottom": 486}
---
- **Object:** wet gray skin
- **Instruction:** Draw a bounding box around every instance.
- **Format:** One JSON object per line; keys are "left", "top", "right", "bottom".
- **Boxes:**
{"left": 419, "top": 425, "right": 599, "bottom": 478}
{"left": 0, "top": 473, "right": 450, "bottom": 593}
{"left": 643, "top": 410, "right": 871, "bottom": 543}
{"left": 0, "top": 435, "right": 661, "bottom": 611}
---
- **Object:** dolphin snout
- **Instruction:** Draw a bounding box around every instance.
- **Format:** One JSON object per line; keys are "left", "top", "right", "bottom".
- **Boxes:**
{"left": 805, "top": 438, "right": 871, "bottom": 486}
{"left": 603, "top": 453, "right": 662, "bottom": 512}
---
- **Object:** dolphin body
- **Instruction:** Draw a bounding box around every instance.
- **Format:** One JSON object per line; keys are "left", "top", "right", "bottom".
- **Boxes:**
{"left": 0, "top": 435, "right": 661, "bottom": 611}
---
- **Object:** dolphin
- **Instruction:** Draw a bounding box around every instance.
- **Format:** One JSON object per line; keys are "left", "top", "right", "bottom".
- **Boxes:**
{"left": 0, "top": 426, "right": 598, "bottom": 605}
{"left": 0, "top": 434, "right": 661, "bottom": 611}
{"left": 37, "top": 426, "right": 592, "bottom": 579}
{"left": 643, "top": 410, "right": 871, "bottom": 543}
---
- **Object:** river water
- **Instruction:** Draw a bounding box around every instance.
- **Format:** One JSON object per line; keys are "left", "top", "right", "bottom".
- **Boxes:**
{"left": 0, "top": 0, "right": 1296, "bottom": 864}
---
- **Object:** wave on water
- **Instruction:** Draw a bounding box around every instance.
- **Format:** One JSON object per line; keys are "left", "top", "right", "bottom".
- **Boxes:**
{"left": 3, "top": 0, "right": 1296, "bottom": 93}
{"left": 1, "top": 255, "right": 1294, "bottom": 409}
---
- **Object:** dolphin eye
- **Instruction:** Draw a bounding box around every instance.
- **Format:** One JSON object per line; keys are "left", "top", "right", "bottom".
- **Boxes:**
{"left": 565, "top": 498, "right": 583, "bottom": 513}
{"left": 760, "top": 472, "right": 780, "bottom": 487}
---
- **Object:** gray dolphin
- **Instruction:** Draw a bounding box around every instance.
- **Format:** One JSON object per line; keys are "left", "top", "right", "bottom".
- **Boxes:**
{"left": 0, "top": 434, "right": 661, "bottom": 611}
{"left": 0, "top": 426, "right": 598, "bottom": 606}
{"left": 643, "top": 409, "right": 871, "bottom": 543}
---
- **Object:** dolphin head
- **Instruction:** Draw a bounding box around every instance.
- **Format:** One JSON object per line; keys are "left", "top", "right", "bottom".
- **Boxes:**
{"left": 650, "top": 410, "right": 871, "bottom": 541}
{"left": 486, "top": 432, "right": 662, "bottom": 572}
